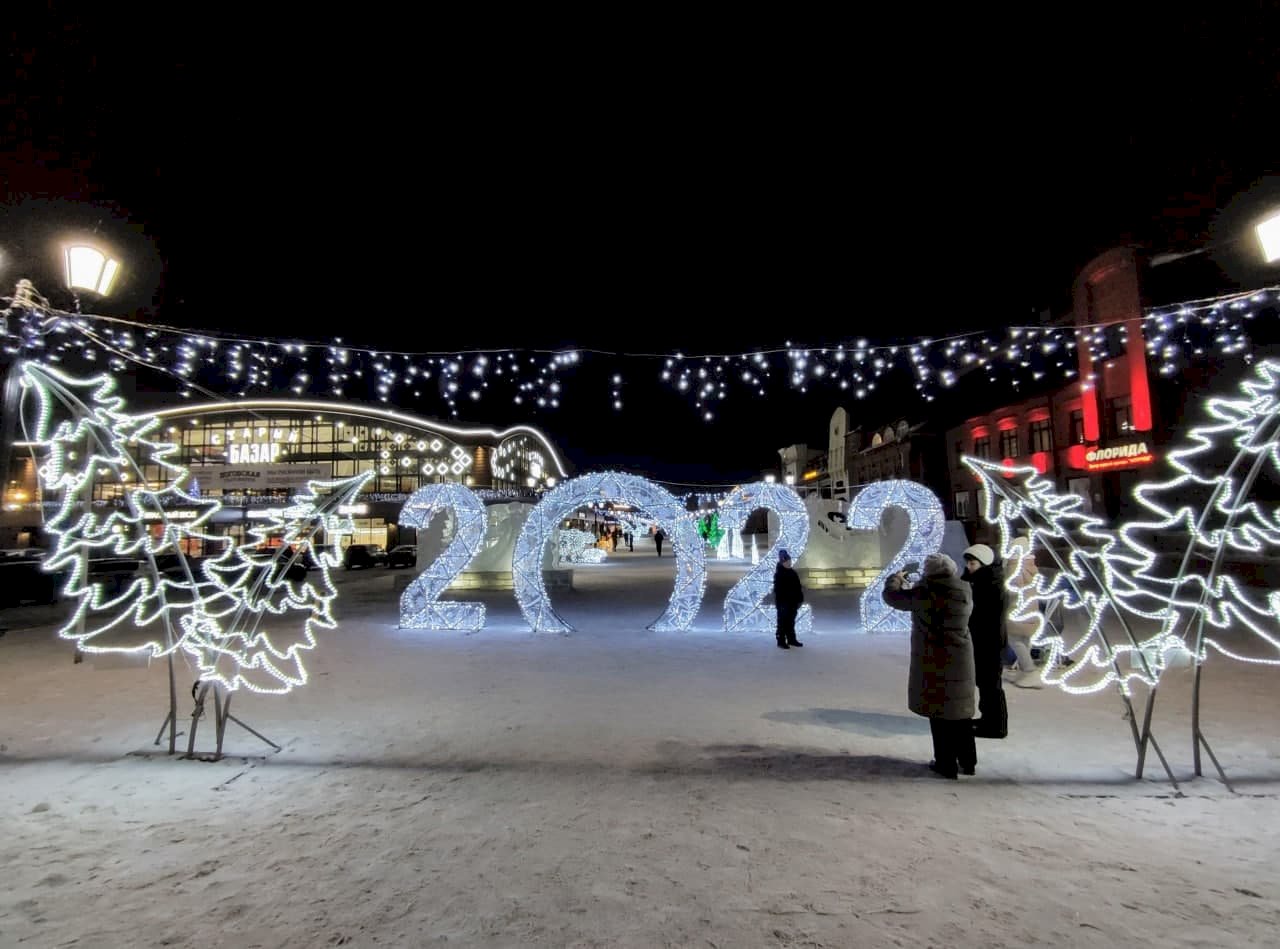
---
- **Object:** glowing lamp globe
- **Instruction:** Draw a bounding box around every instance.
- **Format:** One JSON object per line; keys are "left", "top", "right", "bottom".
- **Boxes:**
{"left": 1258, "top": 210, "right": 1280, "bottom": 264}
{"left": 64, "top": 244, "right": 121, "bottom": 296}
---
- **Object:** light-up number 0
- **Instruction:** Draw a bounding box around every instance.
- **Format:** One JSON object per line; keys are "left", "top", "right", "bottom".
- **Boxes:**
{"left": 718, "top": 483, "right": 812, "bottom": 633}
{"left": 398, "top": 483, "right": 487, "bottom": 630}
{"left": 847, "top": 480, "right": 944, "bottom": 633}
{"left": 512, "top": 472, "right": 706, "bottom": 632}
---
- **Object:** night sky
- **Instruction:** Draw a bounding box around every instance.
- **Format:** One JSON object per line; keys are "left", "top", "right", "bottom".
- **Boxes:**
{"left": 3, "top": 9, "right": 1278, "bottom": 485}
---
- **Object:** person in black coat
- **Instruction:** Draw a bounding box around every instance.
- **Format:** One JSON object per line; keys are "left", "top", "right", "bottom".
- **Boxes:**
{"left": 962, "top": 544, "right": 1007, "bottom": 739}
{"left": 653, "top": 528, "right": 666, "bottom": 557}
{"left": 773, "top": 549, "right": 804, "bottom": 649}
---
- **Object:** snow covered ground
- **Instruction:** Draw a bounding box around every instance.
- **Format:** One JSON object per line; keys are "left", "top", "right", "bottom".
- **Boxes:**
{"left": 3, "top": 545, "right": 1280, "bottom": 947}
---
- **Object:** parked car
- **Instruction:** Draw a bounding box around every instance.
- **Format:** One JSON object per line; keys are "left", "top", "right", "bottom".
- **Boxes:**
{"left": 386, "top": 545, "right": 417, "bottom": 569}
{"left": 0, "top": 549, "right": 63, "bottom": 606}
{"left": 343, "top": 544, "right": 388, "bottom": 570}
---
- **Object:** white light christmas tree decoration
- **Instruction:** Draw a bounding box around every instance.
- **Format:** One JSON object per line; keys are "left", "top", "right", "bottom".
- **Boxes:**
{"left": 750, "top": 534, "right": 759, "bottom": 566}
{"left": 397, "top": 483, "right": 488, "bottom": 630}
{"left": 185, "top": 473, "right": 371, "bottom": 694}
{"left": 847, "top": 480, "right": 944, "bottom": 633}
{"left": 20, "top": 362, "right": 222, "bottom": 657}
{"left": 964, "top": 457, "right": 1164, "bottom": 695}
{"left": 731, "top": 526, "right": 744, "bottom": 560}
{"left": 715, "top": 528, "right": 730, "bottom": 560}
{"left": 513, "top": 472, "right": 706, "bottom": 632}
{"left": 719, "top": 483, "right": 812, "bottom": 633}
{"left": 558, "top": 529, "right": 606, "bottom": 564}
{"left": 1112, "top": 359, "right": 1280, "bottom": 668}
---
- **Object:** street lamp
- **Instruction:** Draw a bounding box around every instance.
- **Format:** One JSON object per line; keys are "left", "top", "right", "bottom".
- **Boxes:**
{"left": 1257, "top": 209, "right": 1280, "bottom": 265}
{"left": 64, "top": 244, "right": 121, "bottom": 298}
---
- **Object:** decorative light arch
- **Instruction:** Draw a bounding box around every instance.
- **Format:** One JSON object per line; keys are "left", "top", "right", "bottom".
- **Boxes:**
{"left": 512, "top": 472, "right": 706, "bottom": 632}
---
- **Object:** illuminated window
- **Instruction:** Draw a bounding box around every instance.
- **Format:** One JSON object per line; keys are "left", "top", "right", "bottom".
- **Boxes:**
{"left": 1029, "top": 419, "right": 1053, "bottom": 453}
{"left": 999, "top": 428, "right": 1019, "bottom": 458}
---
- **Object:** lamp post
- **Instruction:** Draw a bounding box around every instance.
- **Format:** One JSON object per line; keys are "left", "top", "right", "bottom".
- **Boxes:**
{"left": 64, "top": 244, "right": 121, "bottom": 304}
{"left": 1257, "top": 209, "right": 1280, "bottom": 265}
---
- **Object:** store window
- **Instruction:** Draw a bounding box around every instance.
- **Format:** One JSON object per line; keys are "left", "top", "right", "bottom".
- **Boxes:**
{"left": 349, "top": 517, "right": 387, "bottom": 548}
{"left": 954, "top": 491, "right": 972, "bottom": 520}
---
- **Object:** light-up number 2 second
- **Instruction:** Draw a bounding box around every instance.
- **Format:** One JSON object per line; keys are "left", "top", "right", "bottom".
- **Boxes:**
{"left": 398, "top": 484, "right": 487, "bottom": 630}
{"left": 719, "top": 483, "right": 812, "bottom": 633}
{"left": 847, "top": 480, "right": 944, "bottom": 633}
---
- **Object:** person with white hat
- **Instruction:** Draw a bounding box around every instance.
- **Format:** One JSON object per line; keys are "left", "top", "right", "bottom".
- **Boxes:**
{"left": 962, "top": 543, "right": 1008, "bottom": 739}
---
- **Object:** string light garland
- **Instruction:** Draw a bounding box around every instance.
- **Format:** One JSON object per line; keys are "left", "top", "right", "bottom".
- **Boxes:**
{"left": 847, "top": 480, "right": 945, "bottom": 634}
{"left": 511, "top": 472, "right": 706, "bottom": 632}
{"left": 719, "top": 483, "right": 812, "bottom": 633}
{"left": 4, "top": 283, "right": 1276, "bottom": 422}
{"left": 397, "top": 483, "right": 487, "bottom": 630}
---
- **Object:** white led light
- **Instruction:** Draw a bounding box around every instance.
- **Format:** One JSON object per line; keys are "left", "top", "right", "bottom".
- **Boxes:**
{"left": 512, "top": 472, "right": 706, "bottom": 632}
{"left": 188, "top": 473, "right": 370, "bottom": 694}
{"left": 398, "top": 483, "right": 486, "bottom": 630}
{"left": 847, "top": 480, "right": 945, "bottom": 633}
{"left": 21, "top": 362, "right": 224, "bottom": 658}
{"left": 1113, "top": 359, "right": 1280, "bottom": 668}
{"left": 718, "top": 483, "right": 812, "bottom": 632}
{"left": 965, "top": 456, "right": 1158, "bottom": 695}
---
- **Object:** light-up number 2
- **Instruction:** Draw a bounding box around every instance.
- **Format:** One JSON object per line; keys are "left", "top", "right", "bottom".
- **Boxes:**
{"left": 847, "top": 479, "right": 945, "bottom": 633}
{"left": 398, "top": 484, "right": 487, "bottom": 630}
{"left": 719, "top": 483, "right": 812, "bottom": 633}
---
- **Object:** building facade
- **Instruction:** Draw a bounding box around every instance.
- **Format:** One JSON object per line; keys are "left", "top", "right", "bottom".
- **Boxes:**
{"left": 2, "top": 398, "right": 569, "bottom": 551}
{"left": 948, "top": 249, "right": 1161, "bottom": 537}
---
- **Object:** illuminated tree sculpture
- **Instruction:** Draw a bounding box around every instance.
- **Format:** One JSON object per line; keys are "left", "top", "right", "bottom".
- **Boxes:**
{"left": 185, "top": 474, "right": 370, "bottom": 694}
{"left": 1114, "top": 359, "right": 1280, "bottom": 666}
{"left": 20, "top": 362, "right": 221, "bottom": 657}
{"left": 964, "top": 456, "right": 1180, "bottom": 787}
{"left": 964, "top": 457, "right": 1165, "bottom": 694}
{"left": 1110, "top": 359, "right": 1280, "bottom": 785}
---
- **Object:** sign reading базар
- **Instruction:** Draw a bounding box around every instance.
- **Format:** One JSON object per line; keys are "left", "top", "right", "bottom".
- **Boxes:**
{"left": 198, "top": 463, "right": 332, "bottom": 491}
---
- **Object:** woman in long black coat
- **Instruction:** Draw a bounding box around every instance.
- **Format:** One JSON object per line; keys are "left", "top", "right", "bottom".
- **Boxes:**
{"left": 883, "top": 553, "right": 977, "bottom": 779}
{"left": 962, "top": 544, "right": 1007, "bottom": 739}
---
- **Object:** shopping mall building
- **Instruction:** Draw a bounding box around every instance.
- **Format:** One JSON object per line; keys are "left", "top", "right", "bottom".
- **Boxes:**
{"left": 1, "top": 398, "right": 569, "bottom": 551}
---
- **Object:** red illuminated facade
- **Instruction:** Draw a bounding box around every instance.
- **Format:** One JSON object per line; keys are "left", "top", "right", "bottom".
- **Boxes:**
{"left": 948, "top": 248, "right": 1161, "bottom": 531}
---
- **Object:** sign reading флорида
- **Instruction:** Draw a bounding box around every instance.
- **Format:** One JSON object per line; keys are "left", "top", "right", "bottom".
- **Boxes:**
{"left": 1085, "top": 441, "right": 1155, "bottom": 472}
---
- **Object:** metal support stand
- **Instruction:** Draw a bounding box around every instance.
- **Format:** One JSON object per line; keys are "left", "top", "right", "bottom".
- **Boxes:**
{"left": 1190, "top": 662, "right": 1235, "bottom": 792}
{"left": 183, "top": 680, "right": 281, "bottom": 761}
{"left": 152, "top": 652, "right": 181, "bottom": 753}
